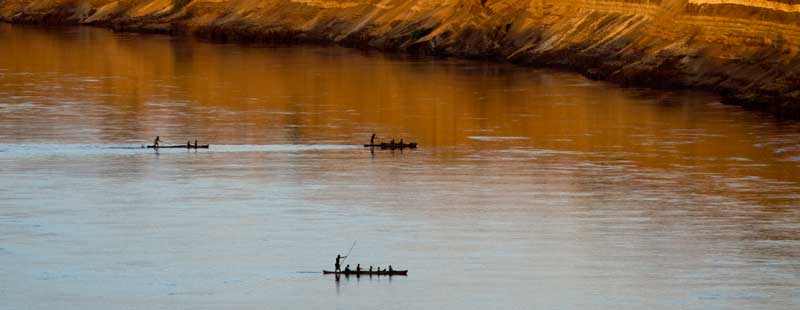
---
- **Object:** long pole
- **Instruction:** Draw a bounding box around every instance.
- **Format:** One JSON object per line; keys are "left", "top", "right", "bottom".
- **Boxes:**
{"left": 342, "top": 241, "right": 357, "bottom": 264}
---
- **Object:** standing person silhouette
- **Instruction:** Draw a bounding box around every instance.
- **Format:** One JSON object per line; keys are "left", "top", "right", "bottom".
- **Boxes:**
{"left": 335, "top": 254, "right": 347, "bottom": 272}
{"left": 153, "top": 136, "right": 161, "bottom": 147}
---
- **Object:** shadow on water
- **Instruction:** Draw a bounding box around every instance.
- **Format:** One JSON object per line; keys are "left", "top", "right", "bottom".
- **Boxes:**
{"left": 332, "top": 273, "right": 398, "bottom": 283}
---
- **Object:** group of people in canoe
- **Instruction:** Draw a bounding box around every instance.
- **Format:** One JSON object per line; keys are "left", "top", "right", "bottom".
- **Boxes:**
{"left": 366, "top": 133, "right": 418, "bottom": 149}
{"left": 335, "top": 254, "right": 396, "bottom": 274}
{"left": 149, "top": 136, "right": 207, "bottom": 149}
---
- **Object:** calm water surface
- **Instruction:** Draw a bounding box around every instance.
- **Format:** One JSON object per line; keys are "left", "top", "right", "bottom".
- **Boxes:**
{"left": 1, "top": 24, "right": 799, "bottom": 309}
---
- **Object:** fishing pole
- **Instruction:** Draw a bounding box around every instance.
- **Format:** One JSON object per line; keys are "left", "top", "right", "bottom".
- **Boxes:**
{"left": 341, "top": 240, "right": 357, "bottom": 264}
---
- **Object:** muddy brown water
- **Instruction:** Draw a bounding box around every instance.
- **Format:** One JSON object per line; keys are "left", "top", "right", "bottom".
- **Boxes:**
{"left": 1, "top": 24, "right": 799, "bottom": 309}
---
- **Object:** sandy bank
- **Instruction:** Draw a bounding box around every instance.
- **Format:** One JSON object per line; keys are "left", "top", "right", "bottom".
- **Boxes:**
{"left": 2, "top": 0, "right": 799, "bottom": 117}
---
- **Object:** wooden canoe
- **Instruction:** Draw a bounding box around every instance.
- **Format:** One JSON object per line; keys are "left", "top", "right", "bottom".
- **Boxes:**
{"left": 323, "top": 270, "right": 408, "bottom": 276}
{"left": 363, "top": 142, "right": 417, "bottom": 149}
{"left": 147, "top": 144, "right": 210, "bottom": 149}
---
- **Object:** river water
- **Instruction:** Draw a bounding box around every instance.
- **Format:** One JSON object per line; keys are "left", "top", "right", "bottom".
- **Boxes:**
{"left": 1, "top": 24, "right": 799, "bottom": 309}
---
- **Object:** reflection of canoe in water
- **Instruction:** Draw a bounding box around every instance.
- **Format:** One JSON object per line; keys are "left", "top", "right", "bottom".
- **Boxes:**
{"left": 363, "top": 143, "right": 417, "bottom": 149}
{"left": 146, "top": 145, "right": 210, "bottom": 149}
{"left": 323, "top": 270, "right": 408, "bottom": 276}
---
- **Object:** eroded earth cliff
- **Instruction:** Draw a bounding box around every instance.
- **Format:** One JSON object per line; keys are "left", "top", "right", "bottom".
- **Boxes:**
{"left": 2, "top": 0, "right": 799, "bottom": 115}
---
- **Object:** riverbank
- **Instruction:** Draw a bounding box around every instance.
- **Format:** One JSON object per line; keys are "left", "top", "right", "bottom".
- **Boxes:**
{"left": 2, "top": 0, "right": 799, "bottom": 117}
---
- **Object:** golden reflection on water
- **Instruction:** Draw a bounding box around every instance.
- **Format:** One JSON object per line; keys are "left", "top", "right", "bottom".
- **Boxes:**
{"left": 1, "top": 23, "right": 799, "bottom": 207}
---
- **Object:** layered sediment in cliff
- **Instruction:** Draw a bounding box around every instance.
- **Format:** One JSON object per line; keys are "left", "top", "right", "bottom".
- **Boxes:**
{"left": 2, "top": 0, "right": 799, "bottom": 116}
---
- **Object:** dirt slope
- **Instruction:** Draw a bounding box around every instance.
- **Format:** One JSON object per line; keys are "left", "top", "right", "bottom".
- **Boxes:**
{"left": 2, "top": 0, "right": 799, "bottom": 116}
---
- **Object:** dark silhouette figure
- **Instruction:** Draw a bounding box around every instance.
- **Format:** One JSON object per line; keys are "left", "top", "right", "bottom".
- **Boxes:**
{"left": 389, "top": 265, "right": 393, "bottom": 272}
{"left": 356, "top": 264, "right": 361, "bottom": 272}
{"left": 370, "top": 133, "right": 376, "bottom": 145}
{"left": 344, "top": 265, "right": 351, "bottom": 273}
{"left": 369, "top": 266, "right": 373, "bottom": 272}
{"left": 153, "top": 136, "right": 161, "bottom": 147}
{"left": 194, "top": 140, "right": 198, "bottom": 148}
{"left": 335, "top": 254, "right": 347, "bottom": 272}
{"left": 187, "top": 140, "right": 191, "bottom": 147}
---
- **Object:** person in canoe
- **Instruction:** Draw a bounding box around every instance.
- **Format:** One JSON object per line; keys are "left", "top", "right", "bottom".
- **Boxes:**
{"left": 335, "top": 254, "right": 348, "bottom": 272}
{"left": 388, "top": 265, "right": 393, "bottom": 272}
{"left": 153, "top": 136, "right": 161, "bottom": 147}
{"left": 344, "top": 265, "right": 351, "bottom": 273}
{"left": 369, "top": 266, "right": 373, "bottom": 272}
{"left": 194, "top": 140, "right": 198, "bottom": 148}
{"left": 370, "top": 133, "right": 376, "bottom": 145}
{"left": 356, "top": 264, "right": 361, "bottom": 272}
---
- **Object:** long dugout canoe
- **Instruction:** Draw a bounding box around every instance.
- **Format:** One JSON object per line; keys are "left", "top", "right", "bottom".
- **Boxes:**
{"left": 146, "top": 145, "right": 210, "bottom": 149}
{"left": 363, "top": 143, "right": 417, "bottom": 149}
{"left": 323, "top": 270, "right": 408, "bottom": 276}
